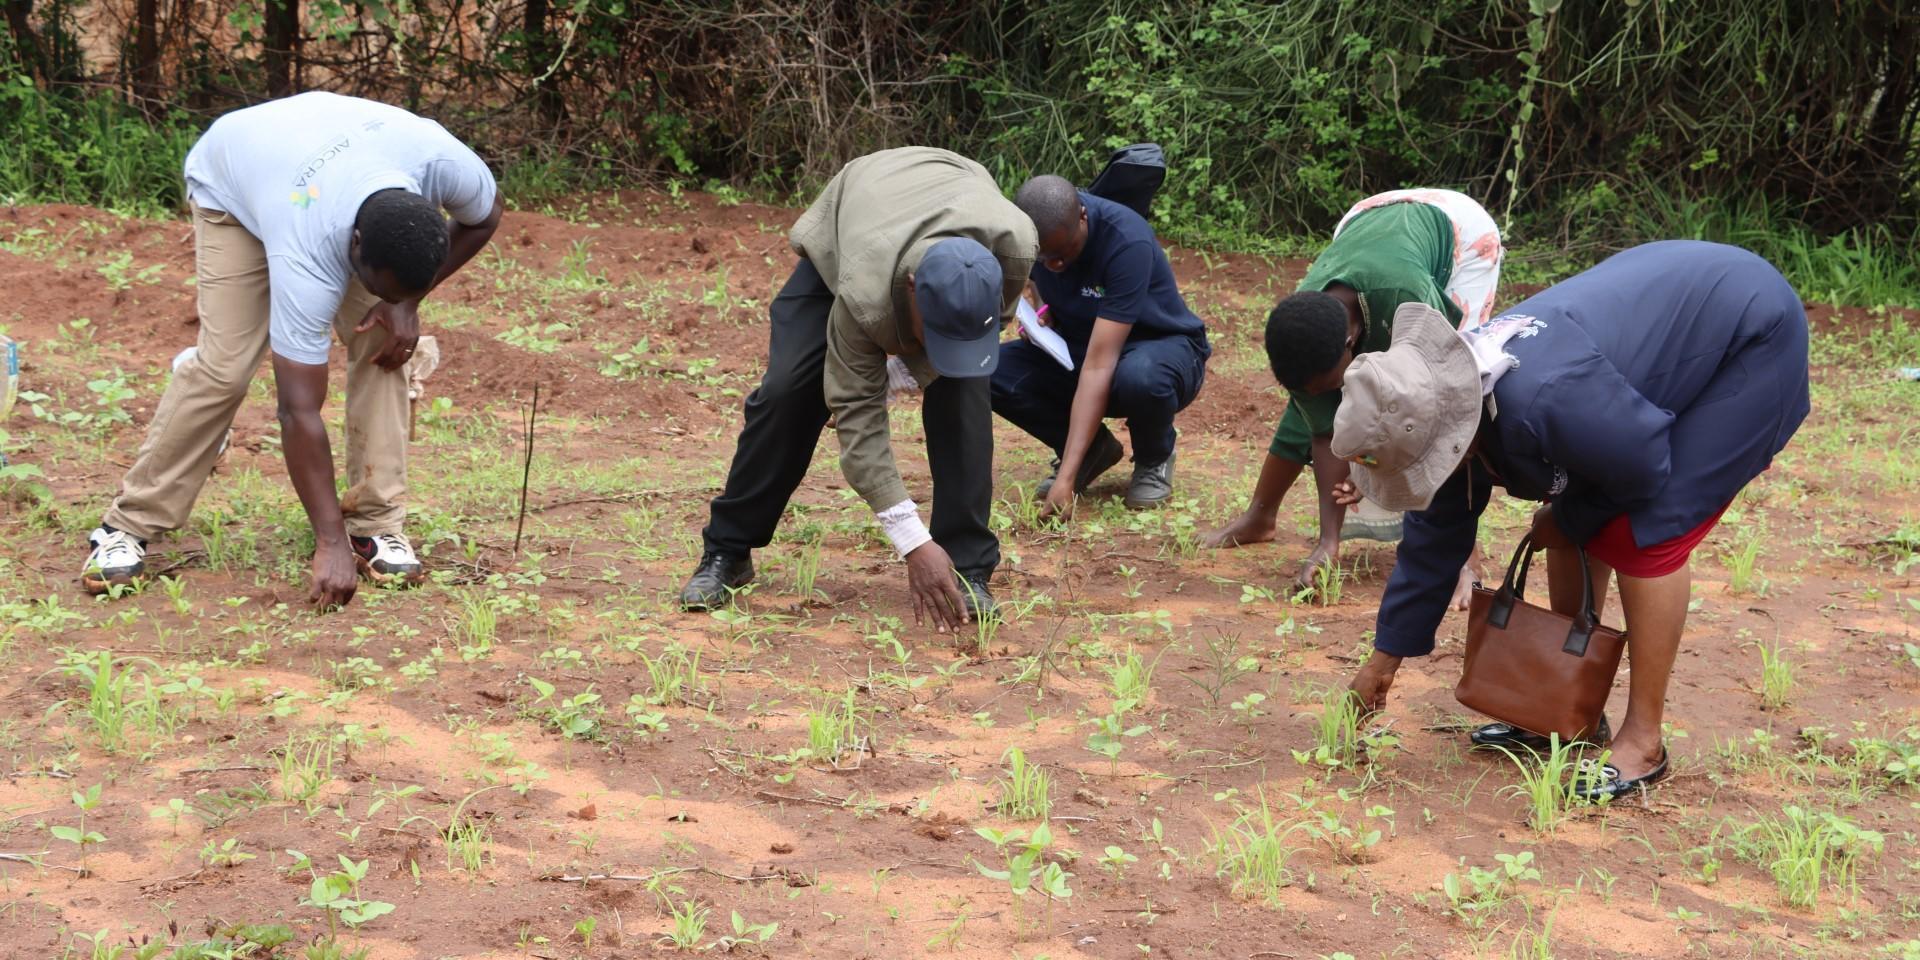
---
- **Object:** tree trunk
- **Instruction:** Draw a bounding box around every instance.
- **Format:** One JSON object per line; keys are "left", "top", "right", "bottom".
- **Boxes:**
{"left": 1863, "top": 14, "right": 1917, "bottom": 214}
{"left": 264, "top": 0, "right": 298, "bottom": 97}
{"left": 4, "top": 0, "right": 39, "bottom": 79}
{"left": 523, "top": 0, "right": 563, "bottom": 123}
{"left": 132, "top": 0, "right": 160, "bottom": 107}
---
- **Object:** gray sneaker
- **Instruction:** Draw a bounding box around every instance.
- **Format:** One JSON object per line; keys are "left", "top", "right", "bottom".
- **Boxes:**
{"left": 1036, "top": 427, "right": 1125, "bottom": 499}
{"left": 1124, "top": 454, "right": 1175, "bottom": 509}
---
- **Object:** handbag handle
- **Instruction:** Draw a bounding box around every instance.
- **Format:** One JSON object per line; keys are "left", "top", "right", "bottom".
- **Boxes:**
{"left": 1485, "top": 533, "right": 1602, "bottom": 656}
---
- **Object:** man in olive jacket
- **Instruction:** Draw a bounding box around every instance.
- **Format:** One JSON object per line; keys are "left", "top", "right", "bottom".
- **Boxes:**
{"left": 680, "top": 147, "right": 1038, "bottom": 632}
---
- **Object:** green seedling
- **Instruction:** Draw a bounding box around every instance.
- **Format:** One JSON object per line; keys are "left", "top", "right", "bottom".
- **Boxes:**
{"left": 149, "top": 797, "right": 189, "bottom": 835}
{"left": 973, "top": 823, "right": 1072, "bottom": 939}
{"left": 1293, "top": 685, "right": 1397, "bottom": 776}
{"left": 1230, "top": 691, "right": 1268, "bottom": 731}
{"left": 455, "top": 589, "right": 499, "bottom": 661}
{"left": 625, "top": 695, "right": 670, "bottom": 738}
{"left": 1495, "top": 735, "right": 1585, "bottom": 834}
{"left": 51, "top": 783, "right": 107, "bottom": 871}
{"left": 572, "top": 916, "right": 598, "bottom": 950}
{"left": 1098, "top": 845, "right": 1139, "bottom": 877}
{"left": 659, "top": 900, "right": 709, "bottom": 950}
{"left": 1732, "top": 806, "right": 1884, "bottom": 908}
{"left": 1084, "top": 646, "right": 1159, "bottom": 768}
{"left": 1084, "top": 710, "right": 1150, "bottom": 768}
{"left": 1208, "top": 791, "right": 1309, "bottom": 906}
{"left": 301, "top": 855, "right": 396, "bottom": 943}
{"left": 639, "top": 642, "right": 705, "bottom": 706}
{"left": 157, "top": 574, "right": 191, "bottom": 615}
{"left": 276, "top": 733, "right": 336, "bottom": 810}
{"left": 525, "top": 676, "right": 602, "bottom": 741}
{"left": 1726, "top": 521, "right": 1766, "bottom": 594}
{"left": 199, "top": 836, "right": 257, "bottom": 868}
{"left": 55, "top": 649, "right": 139, "bottom": 754}
{"left": 714, "top": 911, "right": 779, "bottom": 950}
{"left": 789, "top": 534, "right": 824, "bottom": 601}
{"left": 1296, "top": 793, "right": 1394, "bottom": 863}
{"left": 1440, "top": 851, "right": 1541, "bottom": 930}
{"left": 1181, "top": 630, "right": 1260, "bottom": 713}
{"left": 802, "top": 688, "right": 869, "bottom": 769}
{"left": 993, "top": 747, "right": 1052, "bottom": 820}
{"left": 1755, "top": 638, "right": 1796, "bottom": 710}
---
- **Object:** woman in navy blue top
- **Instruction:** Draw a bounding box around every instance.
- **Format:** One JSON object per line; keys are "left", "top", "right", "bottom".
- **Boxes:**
{"left": 1327, "top": 241, "right": 1810, "bottom": 798}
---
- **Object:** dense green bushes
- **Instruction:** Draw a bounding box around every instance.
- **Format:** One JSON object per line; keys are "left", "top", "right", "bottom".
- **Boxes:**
{"left": 1, "top": 0, "right": 1915, "bottom": 301}
{"left": 0, "top": 77, "right": 198, "bottom": 215}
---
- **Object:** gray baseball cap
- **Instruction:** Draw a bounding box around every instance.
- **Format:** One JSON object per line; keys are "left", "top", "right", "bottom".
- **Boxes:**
{"left": 914, "top": 237, "right": 1004, "bottom": 378}
{"left": 1329, "top": 303, "right": 1483, "bottom": 511}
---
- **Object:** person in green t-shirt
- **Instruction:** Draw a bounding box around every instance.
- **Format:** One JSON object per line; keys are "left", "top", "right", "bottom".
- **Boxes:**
{"left": 1203, "top": 189, "right": 1503, "bottom": 606}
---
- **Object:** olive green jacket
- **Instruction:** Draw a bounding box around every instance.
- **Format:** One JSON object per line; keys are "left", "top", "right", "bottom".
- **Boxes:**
{"left": 790, "top": 146, "right": 1037, "bottom": 512}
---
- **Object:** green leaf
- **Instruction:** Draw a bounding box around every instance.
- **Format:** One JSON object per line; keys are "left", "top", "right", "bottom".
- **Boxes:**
{"left": 51, "top": 825, "right": 82, "bottom": 843}
{"left": 307, "top": 876, "right": 341, "bottom": 907}
{"left": 342, "top": 900, "right": 395, "bottom": 926}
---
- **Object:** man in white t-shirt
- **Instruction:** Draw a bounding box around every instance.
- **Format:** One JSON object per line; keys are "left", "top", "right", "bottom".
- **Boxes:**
{"left": 83, "top": 92, "right": 503, "bottom": 609}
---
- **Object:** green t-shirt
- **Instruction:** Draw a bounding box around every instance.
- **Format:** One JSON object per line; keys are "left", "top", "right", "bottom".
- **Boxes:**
{"left": 1270, "top": 201, "right": 1459, "bottom": 462}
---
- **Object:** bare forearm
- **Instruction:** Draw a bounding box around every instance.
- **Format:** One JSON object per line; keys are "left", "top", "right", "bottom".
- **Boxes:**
{"left": 435, "top": 224, "right": 493, "bottom": 290}
{"left": 1309, "top": 435, "right": 1349, "bottom": 546}
{"left": 1243, "top": 452, "right": 1304, "bottom": 518}
{"left": 279, "top": 409, "right": 349, "bottom": 549}
{"left": 1057, "top": 366, "right": 1116, "bottom": 479}
{"left": 428, "top": 197, "right": 504, "bottom": 294}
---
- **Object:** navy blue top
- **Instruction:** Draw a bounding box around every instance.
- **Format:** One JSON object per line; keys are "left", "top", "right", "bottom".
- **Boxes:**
{"left": 1032, "top": 192, "right": 1208, "bottom": 349}
{"left": 1373, "top": 241, "right": 1811, "bottom": 657}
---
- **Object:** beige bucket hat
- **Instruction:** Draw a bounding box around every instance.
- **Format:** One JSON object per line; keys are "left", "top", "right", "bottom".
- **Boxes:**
{"left": 1329, "top": 302, "right": 1484, "bottom": 511}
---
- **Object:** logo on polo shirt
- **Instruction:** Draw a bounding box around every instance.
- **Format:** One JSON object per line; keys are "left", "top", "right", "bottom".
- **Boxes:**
{"left": 290, "top": 134, "right": 352, "bottom": 208}
{"left": 1080, "top": 285, "right": 1104, "bottom": 299}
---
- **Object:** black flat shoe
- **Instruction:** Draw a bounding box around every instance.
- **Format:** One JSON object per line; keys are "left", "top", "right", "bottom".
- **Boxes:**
{"left": 957, "top": 569, "right": 998, "bottom": 624}
{"left": 679, "top": 553, "right": 754, "bottom": 611}
{"left": 1574, "top": 747, "right": 1670, "bottom": 802}
{"left": 1469, "top": 714, "right": 1612, "bottom": 753}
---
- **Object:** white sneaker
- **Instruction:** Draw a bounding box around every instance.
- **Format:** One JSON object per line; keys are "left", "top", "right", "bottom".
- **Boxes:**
{"left": 1340, "top": 496, "right": 1404, "bottom": 543}
{"left": 83, "top": 526, "right": 147, "bottom": 595}
{"left": 351, "top": 533, "right": 425, "bottom": 585}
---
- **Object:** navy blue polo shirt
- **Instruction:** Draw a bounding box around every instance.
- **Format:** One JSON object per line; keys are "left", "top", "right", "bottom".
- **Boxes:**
{"left": 1031, "top": 192, "right": 1206, "bottom": 348}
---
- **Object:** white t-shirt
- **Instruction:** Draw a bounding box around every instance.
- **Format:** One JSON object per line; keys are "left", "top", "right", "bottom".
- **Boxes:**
{"left": 183, "top": 92, "right": 497, "bottom": 365}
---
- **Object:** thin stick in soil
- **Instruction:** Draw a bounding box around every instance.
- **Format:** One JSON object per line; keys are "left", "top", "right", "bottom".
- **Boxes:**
{"left": 513, "top": 382, "right": 541, "bottom": 555}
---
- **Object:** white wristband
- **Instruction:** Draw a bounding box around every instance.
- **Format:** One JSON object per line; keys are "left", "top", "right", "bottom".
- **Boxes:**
{"left": 875, "top": 498, "right": 932, "bottom": 558}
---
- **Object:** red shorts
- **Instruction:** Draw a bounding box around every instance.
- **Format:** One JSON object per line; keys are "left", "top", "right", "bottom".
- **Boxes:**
{"left": 1584, "top": 504, "right": 1730, "bottom": 578}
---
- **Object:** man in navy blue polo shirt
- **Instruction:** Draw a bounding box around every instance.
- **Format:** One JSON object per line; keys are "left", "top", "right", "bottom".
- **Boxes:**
{"left": 990, "top": 175, "right": 1211, "bottom": 516}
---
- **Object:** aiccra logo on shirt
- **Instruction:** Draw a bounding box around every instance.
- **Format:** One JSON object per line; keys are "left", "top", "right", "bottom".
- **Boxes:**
{"left": 1079, "top": 285, "right": 1104, "bottom": 299}
{"left": 289, "top": 135, "right": 352, "bottom": 208}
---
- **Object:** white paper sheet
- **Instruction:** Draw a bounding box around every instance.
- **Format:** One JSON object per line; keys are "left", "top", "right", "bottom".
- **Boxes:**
{"left": 1016, "top": 299, "right": 1074, "bottom": 371}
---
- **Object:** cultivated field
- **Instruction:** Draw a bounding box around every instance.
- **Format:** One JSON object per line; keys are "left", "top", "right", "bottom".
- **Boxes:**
{"left": 1, "top": 192, "right": 1917, "bottom": 960}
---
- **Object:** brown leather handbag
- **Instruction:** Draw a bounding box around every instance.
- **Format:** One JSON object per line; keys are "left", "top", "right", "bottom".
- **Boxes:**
{"left": 1455, "top": 535, "right": 1626, "bottom": 743}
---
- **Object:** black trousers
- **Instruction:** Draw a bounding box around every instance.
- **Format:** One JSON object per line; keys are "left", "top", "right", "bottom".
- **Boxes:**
{"left": 990, "top": 334, "right": 1208, "bottom": 465}
{"left": 700, "top": 259, "right": 999, "bottom": 575}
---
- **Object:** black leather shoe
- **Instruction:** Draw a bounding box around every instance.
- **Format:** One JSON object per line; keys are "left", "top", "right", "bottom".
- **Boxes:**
{"left": 957, "top": 569, "right": 998, "bottom": 624}
{"left": 1470, "top": 714, "right": 1612, "bottom": 753}
{"left": 679, "top": 553, "right": 754, "bottom": 611}
{"left": 1574, "top": 747, "right": 1670, "bottom": 802}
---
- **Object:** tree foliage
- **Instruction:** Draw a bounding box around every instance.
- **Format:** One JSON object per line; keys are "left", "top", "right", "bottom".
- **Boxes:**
{"left": 1, "top": 0, "right": 1915, "bottom": 250}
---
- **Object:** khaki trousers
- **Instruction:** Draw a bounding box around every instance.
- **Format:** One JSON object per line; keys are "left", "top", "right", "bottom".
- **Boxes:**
{"left": 105, "top": 203, "right": 410, "bottom": 540}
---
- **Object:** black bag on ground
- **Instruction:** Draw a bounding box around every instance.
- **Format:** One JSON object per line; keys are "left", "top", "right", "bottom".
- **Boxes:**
{"left": 1087, "top": 143, "right": 1165, "bottom": 220}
